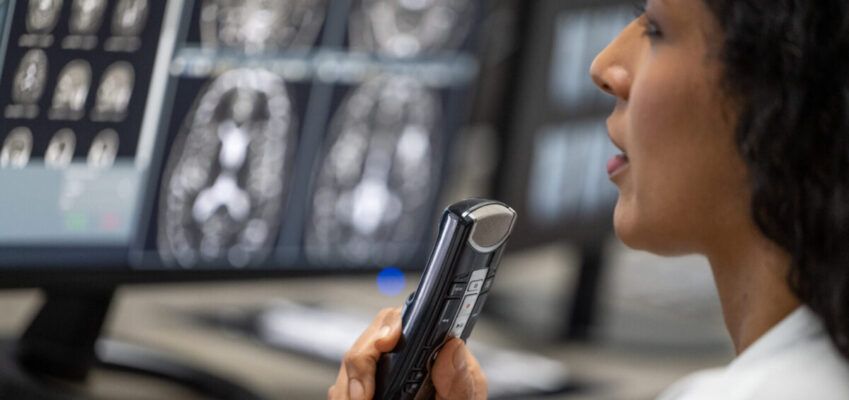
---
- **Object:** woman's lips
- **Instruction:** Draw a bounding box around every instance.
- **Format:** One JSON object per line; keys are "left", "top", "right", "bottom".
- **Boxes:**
{"left": 607, "top": 153, "right": 629, "bottom": 177}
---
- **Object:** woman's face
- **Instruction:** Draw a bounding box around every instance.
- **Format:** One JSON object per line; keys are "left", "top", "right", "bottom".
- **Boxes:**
{"left": 590, "top": 0, "right": 750, "bottom": 255}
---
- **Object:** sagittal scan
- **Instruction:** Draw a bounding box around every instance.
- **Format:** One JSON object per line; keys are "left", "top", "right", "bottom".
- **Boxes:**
{"left": 349, "top": 0, "right": 476, "bottom": 57}
{"left": 70, "top": 0, "right": 108, "bottom": 35}
{"left": 158, "top": 69, "right": 296, "bottom": 268}
{"left": 13, "top": 50, "right": 48, "bottom": 105}
{"left": 111, "top": 0, "right": 149, "bottom": 37}
{"left": 51, "top": 60, "right": 92, "bottom": 117}
{"left": 200, "top": 0, "right": 327, "bottom": 53}
{"left": 87, "top": 129, "right": 119, "bottom": 168}
{"left": 93, "top": 62, "right": 135, "bottom": 118}
{"left": 0, "top": 128, "right": 34, "bottom": 169}
{"left": 305, "top": 76, "right": 441, "bottom": 266}
{"left": 45, "top": 128, "right": 76, "bottom": 168}
{"left": 26, "top": 0, "right": 63, "bottom": 34}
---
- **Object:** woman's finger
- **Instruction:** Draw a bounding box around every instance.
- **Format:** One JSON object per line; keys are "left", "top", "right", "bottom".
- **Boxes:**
{"left": 341, "top": 307, "right": 402, "bottom": 400}
{"left": 327, "top": 366, "right": 349, "bottom": 400}
{"left": 432, "top": 338, "right": 487, "bottom": 400}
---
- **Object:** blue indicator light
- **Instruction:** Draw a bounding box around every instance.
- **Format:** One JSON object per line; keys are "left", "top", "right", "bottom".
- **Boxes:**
{"left": 377, "top": 267, "right": 406, "bottom": 297}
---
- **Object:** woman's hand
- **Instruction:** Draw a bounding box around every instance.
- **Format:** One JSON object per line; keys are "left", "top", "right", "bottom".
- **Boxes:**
{"left": 327, "top": 307, "right": 488, "bottom": 400}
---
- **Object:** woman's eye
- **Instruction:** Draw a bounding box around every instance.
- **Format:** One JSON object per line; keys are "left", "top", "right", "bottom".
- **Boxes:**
{"left": 633, "top": 2, "right": 662, "bottom": 40}
{"left": 641, "top": 16, "right": 663, "bottom": 39}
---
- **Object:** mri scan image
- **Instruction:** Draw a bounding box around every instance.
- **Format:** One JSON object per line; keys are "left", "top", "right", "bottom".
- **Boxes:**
{"left": 93, "top": 62, "right": 135, "bottom": 117}
{"left": 200, "top": 0, "right": 327, "bottom": 53}
{"left": 349, "top": 0, "right": 476, "bottom": 57}
{"left": 305, "top": 76, "right": 441, "bottom": 266}
{"left": 87, "top": 129, "right": 119, "bottom": 168}
{"left": 45, "top": 129, "right": 76, "bottom": 168}
{"left": 51, "top": 60, "right": 92, "bottom": 115}
{"left": 158, "top": 69, "right": 297, "bottom": 268}
{"left": 12, "top": 50, "right": 48, "bottom": 105}
{"left": 70, "top": 0, "right": 108, "bottom": 35}
{"left": 111, "top": 0, "right": 149, "bottom": 37}
{"left": 0, "top": 128, "right": 34, "bottom": 169}
{"left": 26, "top": 0, "right": 63, "bottom": 34}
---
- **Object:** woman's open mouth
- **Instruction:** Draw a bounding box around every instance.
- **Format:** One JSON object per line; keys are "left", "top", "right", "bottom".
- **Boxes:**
{"left": 607, "top": 153, "right": 629, "bottom": 177}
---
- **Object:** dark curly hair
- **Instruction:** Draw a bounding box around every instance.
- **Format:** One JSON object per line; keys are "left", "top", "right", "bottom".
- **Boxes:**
{"left": 702, "top": 0, "right": 849, "bottom": 359}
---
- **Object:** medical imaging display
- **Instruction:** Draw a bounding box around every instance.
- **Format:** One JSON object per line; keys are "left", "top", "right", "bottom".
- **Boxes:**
{"left": 496, "top": 0, "right": 634, "bottom": 247}
{"left": 304, "top": 76, "right": 441, "bottom": 266}
{"left": 11, "top": 49, "right": 48, "bottom": 113}
{"left": 199, "top": 0, "right": 327, "bottom": 53}
{"left": 49, "top": 60, "right": 92, "bottom": 119}
{"left": 349, "top": 0, "right": 477, "bottom": 57}
{"left": 0, "top": 0, "right": 485, "bottom": 271}
{"left": 0, "top": 127, "right": 33, "bottom": 168}
{"left": 69, "top": 0, "right": 108, "bottom": 35}
{"left": 111, "top": 0, "right": 148, "bottom": 37}
{"left": 158, "top": 69, "right": 296, "bottom": 268}
{"left": 44, "top": 128, "right": 76, "bottom": 167}
{"left": 92, "top": 62, "right": 135, "bottom": 120}
{"left": 26, "top": 0, "right": 62, "bottom": 35}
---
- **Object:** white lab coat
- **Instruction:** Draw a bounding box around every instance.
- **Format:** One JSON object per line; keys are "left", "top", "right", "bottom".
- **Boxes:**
{"left": 657, "top": 307, "right": 849, "bottom": 400}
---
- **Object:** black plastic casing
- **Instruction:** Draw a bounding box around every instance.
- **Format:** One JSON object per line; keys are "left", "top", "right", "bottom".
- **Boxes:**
{"left": 374, "top": 198, "right": 516, "bottom": 400}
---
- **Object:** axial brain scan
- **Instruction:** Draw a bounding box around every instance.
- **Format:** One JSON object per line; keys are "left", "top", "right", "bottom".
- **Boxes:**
{"left": 349, "top": 0, "right": 476, "bottom": 57}
{"left": 305, "top": 76, "right": 441, "bottom": 265}
{"left": 70, "top": 0, "right": 108, "bottom": 35}
{"left": 26, "top": 0, "right": 63, "bottom": 34}
{"left": 158, "top": 69, "right": 297, "bottom": 268}
{"left": 12, "top": 49, "right": 48, "bottom": 105}
{"left": 94, "top": 62, "right": 135, "bottom": 116}
{"left": 200, "top": 0, "right": 327, "bottom": 53}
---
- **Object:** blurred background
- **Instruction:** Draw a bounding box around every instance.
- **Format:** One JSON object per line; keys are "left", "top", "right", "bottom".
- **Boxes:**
{"left": 0, "top": 0, "right": 733, "bottom": 399}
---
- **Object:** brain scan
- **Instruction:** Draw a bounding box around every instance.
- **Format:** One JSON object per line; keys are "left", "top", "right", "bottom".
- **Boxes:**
{"left": 52, "top": 60, "right": 92, "bottom": 114}
{"left": 305, "top": 76, "right": 441, "bottom": 266}
{"left": 94, "top": 62, "right": 135, "bottom": 116}
{"left": 158, "top": 69, "right": 296, "bottom": 268}
{"left": 70, "top": 0, "right": 108, "bottom": 35}
{"left": 26, "top": 0, "right": 63, "bottom": 34}
{"left": 87, "top": 129, "right": 119, "bottom": 168}
{"left": 1, "top": 128, "right": 34, "bottom": 169}
{"left": 45, "top": 129, "right": 77, "bottom": 168}
{"left": 12, "top": 50, "right": 48, "bottom": 105}
{"left": 200, "top": 0, "right": 327, "bottom": 53}
{"left": 349, "top": 0, "right": 476, "bottom": 57}
{"left": 111, "top": 0, "right": 149, "bottom": 37}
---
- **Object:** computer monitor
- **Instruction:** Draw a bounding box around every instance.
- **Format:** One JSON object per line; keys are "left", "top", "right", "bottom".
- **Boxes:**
{"left": 0, "top": 0, "right": 487, "bottom": 284}
{"left": 486, "top": 0, "right": 635, "bottom": 339}
{"left": 0, "top": 0, "right": 497, "bottom": 394}
{"left": 493, "top": 0, "right": 635, "bottom": 249}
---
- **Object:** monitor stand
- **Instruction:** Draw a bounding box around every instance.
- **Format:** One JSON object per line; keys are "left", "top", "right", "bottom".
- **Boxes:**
{"left": 1, "top": 287, "right": 265, "bottom": 400}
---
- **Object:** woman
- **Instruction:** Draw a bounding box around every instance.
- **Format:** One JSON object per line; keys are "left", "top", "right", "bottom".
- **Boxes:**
{"left": 328, "top": 0, "right": 849, "bottom": 398}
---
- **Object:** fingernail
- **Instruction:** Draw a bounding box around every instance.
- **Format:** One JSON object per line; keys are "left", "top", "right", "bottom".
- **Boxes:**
{"left": 377, "top": 325, "right": 391, "bottom": 339}
{"left": 452, "top": 344, "right": 467, "bottom": 372}
{"left": 349, "top": 378, "right": 365, "bottom": 400}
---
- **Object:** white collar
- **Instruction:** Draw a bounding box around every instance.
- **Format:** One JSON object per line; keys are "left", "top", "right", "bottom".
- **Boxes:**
{"left": 728, "top": 306, "right": 823, "bottom": 371}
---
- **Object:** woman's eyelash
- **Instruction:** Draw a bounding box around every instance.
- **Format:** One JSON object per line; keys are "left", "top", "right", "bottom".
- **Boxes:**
{"left": 631, "top": 1, "right": 662, "bottom": 39}
{"left": 640, "top": 17, "right": 662, "bottom": 38}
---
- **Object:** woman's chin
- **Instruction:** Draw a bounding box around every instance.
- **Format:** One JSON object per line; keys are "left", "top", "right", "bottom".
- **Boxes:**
{"left": 612, "top": 207, "right": 690, "bottom": 256}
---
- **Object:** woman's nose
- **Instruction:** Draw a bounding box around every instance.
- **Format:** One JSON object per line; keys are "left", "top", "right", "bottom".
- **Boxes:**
{"left": 590, "top": 42, "right": 632, "bottom": 101}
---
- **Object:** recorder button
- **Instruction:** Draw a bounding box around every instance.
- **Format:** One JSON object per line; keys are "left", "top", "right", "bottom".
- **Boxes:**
{"left": 437, "top": 300, "right": 460, "bottom": 330}
{"left": 448, "top": 283, "right": 466, "bottom": 298}
{"left": 458, "top": 294, "right": 478, "bottom": 317}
